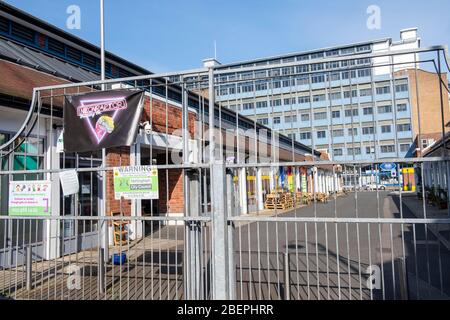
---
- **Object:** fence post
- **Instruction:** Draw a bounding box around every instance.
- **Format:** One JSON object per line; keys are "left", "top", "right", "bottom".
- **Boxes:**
{"left": 211, "top": 162, "right": 229, "bottom": 300}
{"left": 283, "top": 251, "right": 291, "bottom": 300}
{"left": 26, "top": 245, "right": 32, "bottom": 291}
{"left": 395, "top": 257, "right": 409, "bottom": 300}
{"left": 99, "top": 248, "right": 105, "bottom": 294}
{"left": 226, "top": 169, "right": 236, "bottom": 299}
{"left": 186, "top": 170, "right": 202, "bottom": 300}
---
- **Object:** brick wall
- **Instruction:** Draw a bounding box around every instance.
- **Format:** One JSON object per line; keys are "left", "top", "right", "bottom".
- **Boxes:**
{"left": 106, "top": 146, "right": 131, "bottom": 216}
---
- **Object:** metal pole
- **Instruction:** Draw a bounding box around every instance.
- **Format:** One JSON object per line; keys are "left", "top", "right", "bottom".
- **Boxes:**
{"left": 99, "top": 0, "right": 109, "bottom": 264}
{"left": 395, "top": 257, "right": 409, "bottom": 300}
{"left": 99, "top": 248, "right": 105, "bottom": 294}
{"left": 283, "top": 251, "right": 290, "bottom": 300}
{"left": 100, "top": 0, "right": 106, "bottom": 86}
{"left": 26, "top": 245, "right": 32, "bottom": 291}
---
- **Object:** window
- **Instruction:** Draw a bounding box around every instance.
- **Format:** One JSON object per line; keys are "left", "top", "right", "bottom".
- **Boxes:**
{"left": 358, "top": 69, "right": 371, "bottom": 78}
{"left": 327, "top": 73, "right": 340, "bottom": 81}
{"left": 357, "top": 58, "right": 371, "bottom": 65}
{"left": 273, "top": 117, "right": 281, "bottom": 124}
{"left": 11, "top": 22, "right": 36, "bottom": 43}
{"left": 310, "top": 52, "right": 324, "bottom": 59}
{"left": 326, "top": 50, "right": 339, "bottom": 57}
{"left": 298, "top": 96, "right": 310, "bottom": 104}
{"left": 285, "top": 115, "right": 297, "bottom": 123}
{"left": 314, "top": 112, "right": 327, "bottom": 120}
{"left": 296, "top": 65, "right": 309, "bottom": 73}
{"left": 256, "top": 101, "right": 268, "bottom": 109}
{"left": 255, "top": 81, "right": 268, "bottom": 91}
{"left": 343, "top": 90, "right": 358, "bottom": 99}
{"left": 400, "top": 144, "right": 410, "bottom": 152}
{"left": 241, "top": 82, "right": 254, "bottom": 92}
{"left": 395, "top": 84, "right": 408, "bottom": 93}
{"left": 360, "top": 88, "right": 372, "bottom": 97}
{"left": 287, "top": 133, "right": 295, "bottom": 140}
{"left": 362, "top": 127, "right": 375, "bottom": 135}
{"left": 301, "top": 114, "right": 310, "bottom": 122}
{"left": 397, "top": 123, "right": 411, "bottom": 132}
{"left": 313, "top": 94, "right": 326, "bottom": 102}
{"left": 311, "top": 74, "right": 325, "bottom": 83}
{"left": 357, "top": 45, "right": 371, "bottom": 52}
{"left": 366, "top": 146, "right": 375, "bottom": 154}
{"left": 270, "top": 99, "right": 282, "bottom": 107}
{"left": 297, "top": 75, "right": 309, "bottom": 85}
{"left": 326, "top": 61, "right": 340, "bottom": 70}
{"left": 257, "top": 118, "right": 269, "bottom": 125}
{"left": 272, "top": 81, "right": 282, "bottom": 89}
{"left": 329, "top": 92, "right": 342, "bottom": 100}
{"left": 341, "top": 60, "right": 356, "bottom": 67}
{"left": 284, "top": 98, "right": 296, "bottom": 105}
{"left": 243, "top": 102, "right": 255, "bottom": 110}
{"left": 341, "top": 47, "right": 355, "bottom": 55}
{"left": 300, "top": 132, "right": 311, "bottom": 140}
{"left": 381, "top": 125, "right": 391, "bottom": 133}
{"left": 381, "top": 145, "right": 395, "bottom": 153}
{"left": 363, "top": 107, "right": 373, "bottom": 115}
{"left": 397, "top": 104, "right": 407, "bottom": 112}
{"left": 348, "top": 128, "right": 358, "bottom": 136}
{"left": 311, "top": 63, "right": 324, "bottom": 71}
{"left": 332, "top": 110, "right": 341, "bottom": 119}
{"left": 317, "top": 131, "right": 326, "bottom": 139}
{"left": 332, "top": 129, "right": 344, "bottom": 137}
{"left": 378, "top": 105, "right": 392, "bottom": 114}
{"left": 48, "top": 38, "right": 66, "bottom": 56}
{"left": 282, "top": 78, "right": 295, "bottom": 87}
{"left": 376, "top": 86, "right": 390, "bottom": 95}
{"left": 333, "top": 148, "right": 343, "bottom": 156}
{"left": 12, "top": 136, "right": 45, "bottom": 174}
{"left": 282, "top": 67, "right": 294, "bottom": 75}
{"left": 348, "top": 147, "right": 361, "bottom": 155}
{"left": 345, "top": 109, "right": 359, "bottom": 117}
{"left": 342, "top": 71, "right": 357, "bottom": 79}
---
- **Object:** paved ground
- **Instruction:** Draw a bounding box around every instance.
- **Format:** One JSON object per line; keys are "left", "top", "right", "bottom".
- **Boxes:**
{"left": 234, "top": 191, "right": 450, "bottom": 300}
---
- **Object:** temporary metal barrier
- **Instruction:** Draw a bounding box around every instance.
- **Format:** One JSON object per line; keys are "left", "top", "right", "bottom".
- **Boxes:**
{"left": 1, "top": 45, "right": 450, "bottom": 300}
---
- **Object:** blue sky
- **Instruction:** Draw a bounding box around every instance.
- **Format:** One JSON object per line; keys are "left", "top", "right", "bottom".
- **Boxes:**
{"left": 4, "top": 0, "right": 450, "bottom": 73}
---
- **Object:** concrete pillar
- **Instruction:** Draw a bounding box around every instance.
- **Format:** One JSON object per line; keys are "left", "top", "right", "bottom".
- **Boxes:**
{"left": 239, "top": 168, "right": 248, "bottom": 215}
{"left": 256, "top": 168, "right": 264, "bottom": 211}
{"left": 45, "top": 123, "right": 61, "bottom": 260}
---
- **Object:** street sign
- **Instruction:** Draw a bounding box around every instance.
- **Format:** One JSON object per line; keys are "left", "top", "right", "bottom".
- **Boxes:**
{"left": 380, "top": 163, "right": 396, "bottom": 171}
{"left": 113, "top": 166, "right": 159, "bottom": 200}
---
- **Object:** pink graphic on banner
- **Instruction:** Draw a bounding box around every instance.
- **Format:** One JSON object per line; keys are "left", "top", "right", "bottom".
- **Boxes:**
{"left": 77, "top": 97, "right": 127, "bottom": 143}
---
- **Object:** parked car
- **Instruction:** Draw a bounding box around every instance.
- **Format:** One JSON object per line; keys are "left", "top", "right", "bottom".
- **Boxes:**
{"left": 364, "top": 183, "right": 386, "bottom": 191}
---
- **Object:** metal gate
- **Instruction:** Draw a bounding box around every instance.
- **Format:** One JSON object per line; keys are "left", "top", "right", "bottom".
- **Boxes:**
{"left": 1, "top": 45, "right": 450, "bottom": 300}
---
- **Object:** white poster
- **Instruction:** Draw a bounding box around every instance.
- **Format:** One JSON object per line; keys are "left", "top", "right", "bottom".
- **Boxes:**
{"left": 9, "top": 181, "right": 51, "bottom": 216}
{"left": 59, "top": 170, "right": 79, "bottom": 196}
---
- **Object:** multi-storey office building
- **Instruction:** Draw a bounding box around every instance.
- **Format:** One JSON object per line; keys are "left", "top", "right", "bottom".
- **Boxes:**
{"left": 203, "top": 29, "right": 450, "bottom": 163}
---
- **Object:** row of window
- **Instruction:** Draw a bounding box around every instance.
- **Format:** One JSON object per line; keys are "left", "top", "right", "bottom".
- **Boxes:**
{"left": 225, "top": 84, "right": 408, "bottom": 108}
{"left": 332, "top": 144, "right": 409, "bottom": 156}
{"left": 217, "top": 70, "right": 406, "bottom": 96}
{"left": 0, "top": 16, "right": 136, "bottom": 78}
{"left": 294, "top": 123, "right": 411, "bottom": 140}
{"left": 253, "top": 104, "right": 408, "bottom": 125}
{"left": 220, "top": 45, "right": 372, "bottom": 81}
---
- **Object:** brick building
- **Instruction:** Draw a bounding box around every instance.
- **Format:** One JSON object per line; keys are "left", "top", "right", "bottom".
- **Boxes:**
{"left": 0, "top": 3, "right": 326, "bottom": 262}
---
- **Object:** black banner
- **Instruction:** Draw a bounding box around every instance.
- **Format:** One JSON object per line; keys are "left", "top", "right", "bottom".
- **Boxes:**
{"left": 64, "top": 90, "right": 145, "bottom": 153}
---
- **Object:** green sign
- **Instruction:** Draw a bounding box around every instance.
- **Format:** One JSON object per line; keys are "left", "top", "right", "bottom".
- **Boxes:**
{"left": 9, "top": 181, "right": 51, "bottom": 216}
{"left": 113, "top": 166, "right": 159, "bottom": 200}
